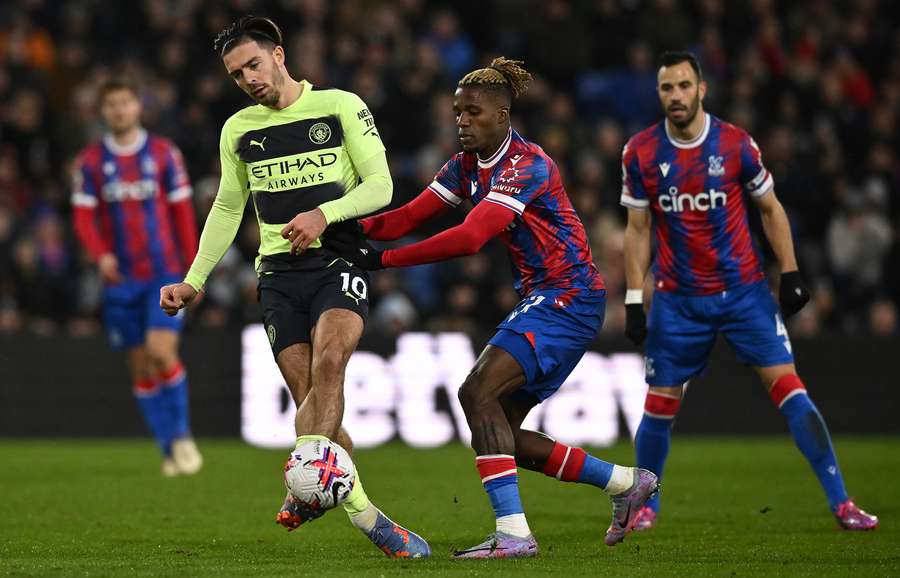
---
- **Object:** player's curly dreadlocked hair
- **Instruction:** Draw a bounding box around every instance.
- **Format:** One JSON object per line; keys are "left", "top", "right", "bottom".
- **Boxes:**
{"left": 458, "top": 57, "right": 533, "bottom": 100}
{"left": 213, "top": 15, "right": 283, "bottom": 56}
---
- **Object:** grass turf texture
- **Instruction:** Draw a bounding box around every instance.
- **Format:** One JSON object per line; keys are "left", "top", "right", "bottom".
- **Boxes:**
{"left": 2, "top": 438, "right": 898, "bottom": 577}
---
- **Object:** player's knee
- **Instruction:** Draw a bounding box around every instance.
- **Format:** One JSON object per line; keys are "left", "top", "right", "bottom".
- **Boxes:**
{"left": 144, "top": 344, "right": 177, "bottom": 373}
{"left": 458, "top": 371, "right": 489, "bottom": 414}
{"left": 312, "top": 344, "right": 350, "bottom": 384}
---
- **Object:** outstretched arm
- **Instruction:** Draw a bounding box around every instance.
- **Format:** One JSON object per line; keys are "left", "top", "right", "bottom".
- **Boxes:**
{"left": 361, "top": 187, "right": 451, "bottom": 241}
{"left": 379, "top": 200, "right": 515, "bottom": 268}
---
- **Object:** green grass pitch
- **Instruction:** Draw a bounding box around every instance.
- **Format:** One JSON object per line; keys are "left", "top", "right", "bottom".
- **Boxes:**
{"left": 2, "top": 437, "right": 899, "bottom": 577}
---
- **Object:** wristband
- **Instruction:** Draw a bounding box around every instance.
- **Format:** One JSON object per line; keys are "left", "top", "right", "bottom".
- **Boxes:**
{"left": 625, "top": 289, "right": 644, "bottom": 305}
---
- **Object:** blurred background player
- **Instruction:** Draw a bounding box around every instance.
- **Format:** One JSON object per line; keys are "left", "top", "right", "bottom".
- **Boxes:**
{"left": 71, "top": 79, "right": 202, "bottom": 476}
{"left": 621, "top": 51, "right": 878, "bottom": 531}
{"left": 158, "top": 16, "right": 429, "bottom": 558}
{"left": 330, "top": 58, "right": 658, "bottom": 559}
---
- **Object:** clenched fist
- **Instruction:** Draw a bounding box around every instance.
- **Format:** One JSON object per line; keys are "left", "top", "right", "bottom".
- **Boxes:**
{"left": 160, "top": 282, "right": 200, "bottom": 317}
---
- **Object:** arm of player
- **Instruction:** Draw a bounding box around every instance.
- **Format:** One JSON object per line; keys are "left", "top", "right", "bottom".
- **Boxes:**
{"left": 319, "top": 152, "right": 392, "bottom": 225}
{"left": 623, "top": 207, "right": 652, "bottom": 344}
{"left": 753, "top": 190, "right": 809, "bottom": 318}
{"left": 71, "top": 162, "right": 122, "bottom": 284}
{"left": 166, "top": 120, "right": 249, "bottom": 313}
{"left": 753, "top": 190, "right": 797, "bottom": 273}
{"left": 283, "top": 152, "right": 393, "bottom": 254}
{"left": 370, "top": 201, "right": 513, "bottom": 268}
{"left": 282, "top": 90, "right": 391, "bottom": 253}
{"left": 361, "top": 187, "right": 451, "bottom": 241}
{"left": 624, "top": 207, "right": 652, "bottom": 290}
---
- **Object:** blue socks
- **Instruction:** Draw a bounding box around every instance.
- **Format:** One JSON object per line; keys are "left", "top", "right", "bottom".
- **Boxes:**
{"left": 134, "top": 380, "right": 173, "bottom": 456}
{"left": 159, "top": 362, "right": 191, "bottom": 439}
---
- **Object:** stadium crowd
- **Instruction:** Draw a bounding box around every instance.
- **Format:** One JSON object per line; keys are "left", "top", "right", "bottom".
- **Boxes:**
{"left": 0, "top": 0, "right": 898, "bottom": 338}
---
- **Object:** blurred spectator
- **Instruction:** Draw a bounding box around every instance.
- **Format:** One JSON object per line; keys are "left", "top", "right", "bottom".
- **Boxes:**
{"left": 827, "top": 193, "right": 894, "bottom": 331}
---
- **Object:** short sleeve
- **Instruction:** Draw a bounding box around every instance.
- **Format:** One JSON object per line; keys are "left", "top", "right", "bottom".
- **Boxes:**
{"left": 218, "top": 119, "right": 248, "bottom": 197}
{"left": 71, "top": 154, "right": 98, "bottom": 208}
{"left": 339, "top": 91, "right": 386, "bottom": 167}
{"left": 483, "top": 153, "right": 549, "bottom": 215}
{"left": 740, "top": 134, "right": 774, "bottom": 198}
{"left": 164, "top": 142, "right": 193, "bottom": 203}
{"left": 428, "top": 155, "right": 466, "bottom": 207}
{"left": 619, "top": 141, "right": 649, "bottom": 209}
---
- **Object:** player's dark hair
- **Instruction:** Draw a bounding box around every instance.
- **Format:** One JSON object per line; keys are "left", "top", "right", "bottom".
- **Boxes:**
{"left": 458, "top": 57, "right": 533, "bottom": 101}
{"left": 214, "top": 15, "right": 284, "bottom": 57}
{"left": 658, "top": 51, "right": 703, "bottom": 81}
{"left": 99, "top": 78, "right": 139, "bottom": 101}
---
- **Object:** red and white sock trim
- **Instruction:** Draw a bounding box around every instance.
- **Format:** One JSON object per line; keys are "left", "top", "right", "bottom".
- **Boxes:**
{"left": 476, "top": 454, "right": 517, "bottom": 484}
{"left": 159, "top": 362, "right": 186, "bottom": 387}
{"left": 133, "top": 378, "right": 160, "bottom": 397}
{"left": 543, "top": 442, "right": 587, "bottom": 481}
{"left": 769, "top": 374, "right": 807, "bottom": 409}
{"left": 644, "top": 391, "right": 681, "bottom": 419}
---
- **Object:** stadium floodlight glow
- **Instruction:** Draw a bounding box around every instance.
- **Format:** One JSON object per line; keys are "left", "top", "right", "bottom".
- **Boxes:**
{"left": 241, "top": 326, "right": 648, "bottom": 449}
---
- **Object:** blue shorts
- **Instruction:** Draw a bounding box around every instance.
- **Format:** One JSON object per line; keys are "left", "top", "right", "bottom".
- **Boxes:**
{"left": 644, "top": 281, "right": 794, "bottom": 386}
{"left": 489, "top": 288, "right": 606, "bottom": 405}
{"left": 103, "top": 274, "right": 184, "bottom": 351}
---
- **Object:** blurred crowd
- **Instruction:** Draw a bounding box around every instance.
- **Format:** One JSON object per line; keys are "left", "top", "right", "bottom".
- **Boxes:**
{"left": 1, "top": 0, "right": 898, "bottom": 339}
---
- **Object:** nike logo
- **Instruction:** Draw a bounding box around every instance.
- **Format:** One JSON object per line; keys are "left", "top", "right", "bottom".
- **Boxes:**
{"left": 250, "top": 136, "right": 267, "bottom": 151}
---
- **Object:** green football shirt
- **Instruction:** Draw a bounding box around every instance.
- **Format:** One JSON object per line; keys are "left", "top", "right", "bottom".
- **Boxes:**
{"left": 184, "top": 80, "right": 387, "bottom": 290}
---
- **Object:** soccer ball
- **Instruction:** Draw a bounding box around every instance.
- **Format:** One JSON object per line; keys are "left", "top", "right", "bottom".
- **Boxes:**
{"left": 284, "top": 439, "right": 356, "bottom": 511}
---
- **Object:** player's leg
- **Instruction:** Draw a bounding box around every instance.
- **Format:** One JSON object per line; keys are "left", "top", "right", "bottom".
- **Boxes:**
{"left": 126, "top": 345, "right": 175, "bottom": 473}
{"left": 632, "top": 290, "right": 715, "bottom": 529}
{"left": 274, "top": 342, "right": 356, "bottom": 531}
{"left": 145, "top": 328, "right": 202, "bottom": 474}
{"left": 505, "top": 391, "right": 646, "bottom": 495}
{"left": 496, "top": 340, "right": 657, "bottom": 547}
{"left": 276, "top": 343, "right": 355, "bottom": 450}
{"left": 105, "top": 283, "right": 175, "bottom": 473}
{"left": 144, "top": 278, "right": 202, "bottom": 474}
{"left": 631, "top": 383, "right": 683, "bottom": 530}
{"left": 301, "top": 307, "right": 429, "bottom": 558}
{"left": 724, "top": 281, "right": 877, "bottom": 529}
{"left": 756, "top": 363, "right": 878, "bottom": 530}
{"left": 453, "top": 343, "right": 539, "bottom": 558}
{"left": 284, "top": 263, "right": 428, "bottom": 557}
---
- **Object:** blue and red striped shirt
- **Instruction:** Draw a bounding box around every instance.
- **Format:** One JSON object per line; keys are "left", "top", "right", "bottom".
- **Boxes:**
{"left": 72, "top": 130, "right": 197, "bottom": 281}
{"left": 620, "top": 113, "right": 772, "bottom": 295}
{"left": 429, "top": 128, "right": 604, "bottom": 297}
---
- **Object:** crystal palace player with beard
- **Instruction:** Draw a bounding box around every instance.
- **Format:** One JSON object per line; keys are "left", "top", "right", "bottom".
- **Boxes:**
{"left": 330, "top": 58, "right": 658, "bottom": 559}
{"left": 621, "top": 52, "right": 878, "bottom": 531}
{"left": 72, "top": 79, "right": 202, "bottom": 477}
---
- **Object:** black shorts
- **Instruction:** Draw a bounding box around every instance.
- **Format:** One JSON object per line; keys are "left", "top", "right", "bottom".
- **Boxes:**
{"left": 258, "top": 259, "right": 369, "bottom": 358}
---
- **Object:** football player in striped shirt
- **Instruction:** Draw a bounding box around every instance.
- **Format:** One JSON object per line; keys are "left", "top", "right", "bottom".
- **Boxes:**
{"left": 72, "top": 79, "right": 202, "bottom": 476}
{"left": 330, "top": 58, "right": 658, "bottom": 558}
{"left": 621, "top": 51, "right": 877, "bottom": 531}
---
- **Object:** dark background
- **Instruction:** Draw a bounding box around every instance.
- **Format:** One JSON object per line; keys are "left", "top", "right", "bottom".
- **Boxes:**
{"left": 2, "top": 331, "right": 896, "bottom": 437}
